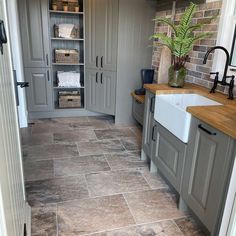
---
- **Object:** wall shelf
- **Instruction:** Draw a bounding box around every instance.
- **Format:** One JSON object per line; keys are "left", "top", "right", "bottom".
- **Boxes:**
{"left": 51, "top": 37, "right": 84, "bottom": 41}
{"left": 52, "top": 63, "right": 84, "bottom": 66}
{"left": 49, "top": 10, "right": 84, "bottom": 15}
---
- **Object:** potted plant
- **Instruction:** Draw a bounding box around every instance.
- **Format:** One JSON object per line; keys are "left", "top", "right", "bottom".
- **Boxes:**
{"left": 74, "top": 3, "right": 80, "bottom": 12}
{"left": 51, "top": 0, "right": 58, "bottom": 11}
{"left": 62, "top": 1, "right": 69, "bottom": 12}
{"left": 151, "top": 2, "right": 216, "bottom": 88}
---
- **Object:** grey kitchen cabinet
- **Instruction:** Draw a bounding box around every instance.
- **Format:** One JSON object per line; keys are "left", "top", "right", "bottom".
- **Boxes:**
{"left": 85, "top": 0, "right": 118, "bottom": 71}
{"left": 24, "top": 68, "right": 53, "bottom": 112}
{"left": 142, "top": 91, "right": 156, "bottom": 160}
{"left": 181, "top": 117, "right": 235, "bottom": 234}
{"left": 86, "top": 69, "right": 116, "bottom": 115}
{"left": 85, "top": 0, "right": 118, "bottom": 115}
{"left": 132, "top": 98, "right": 144, "bottom": 125}
{"left": 152, "top": 123, "right": 187, "bottom": 192}
{"left": 19, "top": 0, "right": 50, "bottom": 68}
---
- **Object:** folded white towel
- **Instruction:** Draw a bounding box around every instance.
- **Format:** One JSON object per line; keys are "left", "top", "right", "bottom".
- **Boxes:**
{"left": 57, "top": 71, "right": 81, "bottom": 87}
{"left": 58, "top": 24, "right": 74, "bottom": 38}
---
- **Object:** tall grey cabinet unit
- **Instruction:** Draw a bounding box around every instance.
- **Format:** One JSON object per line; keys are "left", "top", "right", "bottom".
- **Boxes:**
{"left": 85, "top": 0, "right": 118, "bottom": 116}
{"left": 181, "top": 117, "right": 235, "bottom": 234}
{"left": 19, "top": 0, "right": 53, "bottom": 112}
{"left": 19, "top": 0, "right": 51, "bottom": 68}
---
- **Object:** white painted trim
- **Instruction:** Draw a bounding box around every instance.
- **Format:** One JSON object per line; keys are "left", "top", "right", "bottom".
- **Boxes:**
{"left": 6, "top": 0, "right": 28, "bottom": 128}
{"left": 0, "top": 186, "right": 7, "bottom": 236}
{"left": 212, "top": 0, "right": 236, "bottom": 79}
{"left": 219, "top": 157, "right": 236, "bottom": 235}
{"left": 227, "top": 194, "right": 236, "bottom": 236}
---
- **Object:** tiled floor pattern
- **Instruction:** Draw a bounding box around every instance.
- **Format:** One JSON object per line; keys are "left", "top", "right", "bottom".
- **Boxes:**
{"left": 21, "top": 116, "right": 206, "bottom": 236}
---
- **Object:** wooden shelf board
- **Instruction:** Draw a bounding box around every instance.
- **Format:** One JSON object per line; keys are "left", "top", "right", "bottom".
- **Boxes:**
{"left": 52, "top": 63, "right": 84, "bottom": 66}
{"left": 49, "top": 10, "right": 84, "bottom": 15}
{"left": 53, "top": 86, "right": 85, "bottom": 89}
{"left": 51, "top": 37, "right": 84, "bottom": 41}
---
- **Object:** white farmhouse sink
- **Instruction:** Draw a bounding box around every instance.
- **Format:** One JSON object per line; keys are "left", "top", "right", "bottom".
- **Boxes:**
{"left": 154, "top": 94, "right": 222, "bottom": 143}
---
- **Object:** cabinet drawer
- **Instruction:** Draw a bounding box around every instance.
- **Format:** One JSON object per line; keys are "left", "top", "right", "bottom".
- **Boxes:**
{"left": 132, "top": 98, "right": 144, "bottom": 125}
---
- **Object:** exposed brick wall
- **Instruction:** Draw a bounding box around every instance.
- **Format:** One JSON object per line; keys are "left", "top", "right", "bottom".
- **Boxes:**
{"left": 152, "top": 1, "right": 229, "bottom": 92}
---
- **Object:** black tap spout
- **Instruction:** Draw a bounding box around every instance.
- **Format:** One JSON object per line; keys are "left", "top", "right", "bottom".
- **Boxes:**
{"left": 203, "top": 46, "right": 230, "bottom": 85}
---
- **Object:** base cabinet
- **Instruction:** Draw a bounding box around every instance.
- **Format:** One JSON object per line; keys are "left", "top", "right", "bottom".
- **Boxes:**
{"left": 25, "top": 68, "right": 53, "bottom": 112}
{"left": 152, "top": 123, "right": 186, "bottom": 192}
{"left": 86, "top": 69, "right": 116, "bottom": 115}
{"left": 181, "top": 118, "right": 235, "bottom": 234}
{"left": 142, "top": 91, "right": 156, "bottom": 159}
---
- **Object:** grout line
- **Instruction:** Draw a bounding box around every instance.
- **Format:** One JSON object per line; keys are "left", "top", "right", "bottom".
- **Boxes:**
{"left": 122, "top": 193, "right": 137, "bottom": 224}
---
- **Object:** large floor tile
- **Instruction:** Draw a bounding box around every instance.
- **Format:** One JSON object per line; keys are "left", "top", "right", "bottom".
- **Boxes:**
{"left": 54, "top": 129, "right": 97, "bottom": 143}
{"left": 139, "top": 167, "right": 169, "bottom": 190}
{"left": 23, "top": 143, "right": 79, "bottom": 161}
{"left": 24, "top": 160, "right": 54, "bottom": 181}
{"left": 174, "top": 217, "right": 206, "bottom": 236}
{"left": 26, "top": 176, "right": 89, "bottom": 206}
{"left": 57, "top": 194, "right": 135, "bottom": 236}
{"left": 94, "top": 128, "right": 136, "bottom": 140}
{"left": 54, "top": 155, "right": 110, "bottom": 177}
{"left": 77, "top": 139, "right": 125, "bottom": 156}
{"left": 124, "top": 189, "right": 185, "bottom": 224}
{"left": 31, "top": 206, "right": 57, "bottom": 236}
{"left": 21, "top": 133, "right": 54, "bottom": 146}
{"left": 69, "top": 120, "right": 110, "bottom": 130}
{"left": 121, "top": 137, "right": 142, "bottom": 151}
{"left": 31, "top": 123, "right": 72, "bottom": 134}
{"left": 105, "top": 152, "right": 147, "bottom": 170}
{"left": 90, "top": 220, "right": 184, "bottom": 236}
{"left": 86, "top": 170, "right": 150, "bottom": 197}
{"left": 52, "top": 116, "right": 89, "bottom": 123}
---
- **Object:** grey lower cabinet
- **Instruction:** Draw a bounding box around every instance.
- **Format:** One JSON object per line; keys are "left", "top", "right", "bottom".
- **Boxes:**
{"left": 24, "top": 68, "right": 53, "bottom": 112}
{"left": 142, "top": 91, "right": 156, "bottom": 160}
{"left": 152, "top": 123, "right": 186, "bottom": 192}
{"left": 181, "top": 117, "right": 235, "bottom": 234}
{"left": 132, "top": 98, "right": 144, "bottom": 125}
{"left": 86, "top": 69, "right": 116, "bottom": 115}
{"left": 19, "top": 0, "right": 50, "bottom": 68}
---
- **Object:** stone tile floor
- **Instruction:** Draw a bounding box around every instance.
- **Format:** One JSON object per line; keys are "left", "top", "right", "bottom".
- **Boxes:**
{"left": 21, "top": 116, "right": 206, "bottom": 236}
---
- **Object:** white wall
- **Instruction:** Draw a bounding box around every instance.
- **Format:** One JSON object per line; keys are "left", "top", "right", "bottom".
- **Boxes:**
{"left": 6, "top": 0, "right": 28, "bottom": 128}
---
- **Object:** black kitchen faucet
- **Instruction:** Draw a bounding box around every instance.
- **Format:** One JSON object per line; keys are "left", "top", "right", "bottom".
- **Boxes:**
{"left": 203, "top": 46, "right": 235, "bottom": 100}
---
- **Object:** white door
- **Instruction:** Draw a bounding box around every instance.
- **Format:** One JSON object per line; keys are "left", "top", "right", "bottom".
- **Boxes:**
{"left": 0, "top": 0, "right": 27, "bottom": 235}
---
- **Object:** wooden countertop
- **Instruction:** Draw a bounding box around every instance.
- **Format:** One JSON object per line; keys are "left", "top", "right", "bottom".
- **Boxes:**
{"left": 131, "top": 92, "right": 145, "bottom": 104}
{"left": 144, "top": 83, "right": 236, "bottom": 139}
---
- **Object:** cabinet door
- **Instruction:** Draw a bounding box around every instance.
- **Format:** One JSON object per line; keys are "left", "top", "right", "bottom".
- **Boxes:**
{"left": 100, "top": 71, "right": 116, "bottom": 115}
{"left": 99, "top": 0, "right": 118, "bottom": 71}
{"left": 181, "top": 118, "right": 235, "bottom": 233}
{"left": 142, "top": 91, "right": 155, "bottom": 159}
{"left": 85, "top": 69, "right": 101, "bottom": 112}
{"left": 85, "top": 0, "right": 103, "bottom": 70}
{"left": 19, "top": 0, "right": 50, "bottom": 68}
{"left": 25, "top": 68, "right": 53, "bottom": 112}
{"left": 152, "top": 123, "right": 186, "bottom": 192}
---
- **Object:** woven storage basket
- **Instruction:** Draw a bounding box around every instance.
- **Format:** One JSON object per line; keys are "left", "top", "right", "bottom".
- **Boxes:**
{"left": 54, "top": 24, "right": 80, "bottom": 39}
{"left": 58, "top": 91, "right": 81, "bottom": 108}
{"left": 55, "top": 49, "right": 79, "bottom": 63}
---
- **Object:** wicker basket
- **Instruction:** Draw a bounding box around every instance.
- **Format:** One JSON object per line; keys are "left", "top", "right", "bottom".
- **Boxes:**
{"left": 54, "top": 24, "right": 80, "bottom": 39}
{"left": 55, "top": 49, "right": 79, "bottom": 64}
{"left": 58, "top": 91, "right": 81, "bottom": 108}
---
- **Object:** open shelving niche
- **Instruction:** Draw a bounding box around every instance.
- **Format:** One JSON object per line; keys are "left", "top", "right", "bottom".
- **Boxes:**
{"left": 48, "top": 0, "right": 85, "bottom": 110}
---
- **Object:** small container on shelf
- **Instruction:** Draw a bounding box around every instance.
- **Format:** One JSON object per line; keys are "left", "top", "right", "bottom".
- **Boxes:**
{"left": 58, "top": 90, "right": 81, "bottom": 108}
{"left": 55, "top": 49, "right": 79, "bottom": 64}
{"left": 74, "top": 3, "right": 80, "bottom": 12}
{"left": 54, "top": 24, "right": 80, "bottom": 39}
{"left": 57, "top": 71, "right": 81, "bottom": 87}
{"left": 51, "top": 0, "right": 58, "bottom": 11}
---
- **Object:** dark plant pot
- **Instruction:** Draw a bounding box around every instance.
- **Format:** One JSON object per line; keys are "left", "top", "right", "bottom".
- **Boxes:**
{"left": 168, "top": 65, "right": 187, "bottom": 88}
